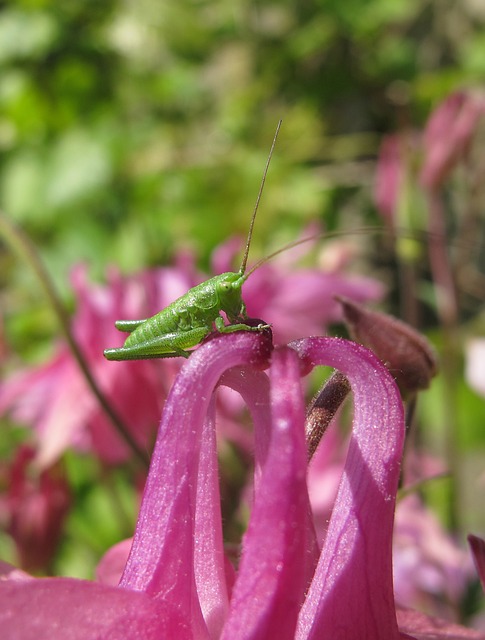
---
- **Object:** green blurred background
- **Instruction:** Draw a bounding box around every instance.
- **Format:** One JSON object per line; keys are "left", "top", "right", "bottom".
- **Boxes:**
{"left": 2, "top": 0, "right": 484, "bottom": 319}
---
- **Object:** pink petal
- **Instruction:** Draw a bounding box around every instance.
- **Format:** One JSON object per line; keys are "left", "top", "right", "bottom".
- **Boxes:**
{"left": 0, "top": 578, "right": 191, "bottom": 639}
{"left": 374, "top": 135, "right": 403, "bottom": 221}
{"left": 292, "top": 337, "right": 405, "bottom": 639}
{"left": 96, "top": 539, "right": 133, "bottom": 586}
{"left": 243, "top": 267, "right": 384, "bottom": 344}
{"left": 221, "top": 347, "right": 315, "bottom": 640}
{"left": 421, "top": 91, "right": 485, "bottom": 190}
{"left": 120, "top": 331, "right": 272, "bottom": 637}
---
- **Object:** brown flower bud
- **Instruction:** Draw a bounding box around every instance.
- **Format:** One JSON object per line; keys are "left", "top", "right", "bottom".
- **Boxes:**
{"left": 336, "top": 296, "right": 438, "bottom": 397}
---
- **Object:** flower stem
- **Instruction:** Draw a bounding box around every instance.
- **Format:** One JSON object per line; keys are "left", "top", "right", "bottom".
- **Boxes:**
{"left": 0, "top": 211, "right": 150, "bottom": 468}
{"left": 305, "top": 370, "right": 351, "bottom": 458}
{"left": 426, "top": 191, "right": 460, "bottom": 531}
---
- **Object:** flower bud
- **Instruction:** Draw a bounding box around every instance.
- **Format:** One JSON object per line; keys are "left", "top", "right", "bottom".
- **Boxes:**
{"left": 336, "top": 296, "right": 438, "bottom": 396}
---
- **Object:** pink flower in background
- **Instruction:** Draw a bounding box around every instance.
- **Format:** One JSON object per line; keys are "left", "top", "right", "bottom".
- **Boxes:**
{"left": 306, "top": 427, "right": 346, "bottom": 540}
{"left": 0, "top": 261, "right": 199, "bottom": 466}
{"left": 374, "top": 91, "right": 485, "bottom": 220}
{"left": 420, "top": 90, "right": 485, "bottom": 191}
{"left": 393, "top": 495, "right": 475, "bottom": 621}
{"left": 0, "top": 239, "right": 384, "bottom": 464}
{"left": 0, "top": 446, "right": 70, "bottom": 574}
{"left": 374, "top": 134, "right": 404, "bottom": 222}
{"left": 96, "top": 538, "right": 135, "bottom": 587}
{"left": 2, "top": 331, "right": 481, "bottom": 639}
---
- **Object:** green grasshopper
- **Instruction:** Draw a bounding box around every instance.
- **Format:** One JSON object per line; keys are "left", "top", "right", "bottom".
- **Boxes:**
{"left": 104, "top": 121, "right": 281, "bottom": 361}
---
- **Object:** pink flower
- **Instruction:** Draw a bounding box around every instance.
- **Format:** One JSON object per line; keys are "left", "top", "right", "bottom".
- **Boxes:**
{"left": 1, "top": 240, "right": 383, "bottom": 464}
{"left": 420, "top": 90, "right": 485, "bottom": 191}
{"left": 307, "top": 438, "right": 477, "bottom": 625}
{"left": 0, "top": 446, "right": 70, "bottom": 573}
{"left": 374, "top": 135, "right": 405, "bottom": 221}
{"left": 0, "top": 262, "right": 199, "bottom": 466}
{"left": 1, "top": 331, "right": 481, "bottom": 638}
{"left": 393, "top": 495, "right": 475, "bottom": 620}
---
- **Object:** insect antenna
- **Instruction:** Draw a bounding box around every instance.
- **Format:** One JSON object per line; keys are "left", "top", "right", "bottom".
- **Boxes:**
{"left": 243, "top": 227, "right": 379, "bottom": 279}
{"left": 239, "top": 119, "right": 282, "bottom": 276}
{"left": 243, "top": 225, "right": 482, "bottom": 279}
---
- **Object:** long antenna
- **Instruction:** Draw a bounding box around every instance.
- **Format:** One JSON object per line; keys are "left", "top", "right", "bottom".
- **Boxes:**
{"left": 243, "top": 225, "right": 466, "bottom": 279}
{"left": 239, "top": 119, "right": 282, "bottom": 275}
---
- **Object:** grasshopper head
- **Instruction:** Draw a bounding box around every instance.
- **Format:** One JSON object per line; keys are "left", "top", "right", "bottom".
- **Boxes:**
{"left": 217, "top": 272, "right": 245, "bottom": 321}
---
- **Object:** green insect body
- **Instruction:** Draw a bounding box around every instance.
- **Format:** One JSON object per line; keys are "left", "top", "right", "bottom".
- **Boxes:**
{"left": 103, "top": 270, "right": 264, "bottom": 360}
{"left": 104, "top": 121, "right": 281, "bottom": 362}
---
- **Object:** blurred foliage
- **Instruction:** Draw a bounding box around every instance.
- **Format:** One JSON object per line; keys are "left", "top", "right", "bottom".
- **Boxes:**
{"left": 1, "top": 0, "right": 484, "bottom": 354}
{"left": 1, "top": 0, "right": 484, "bottom": 277}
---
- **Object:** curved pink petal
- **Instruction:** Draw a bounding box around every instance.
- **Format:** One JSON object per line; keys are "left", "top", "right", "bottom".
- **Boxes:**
{"left": 120, "top": 331, "right": 272, "bottom": 637}
{"left": 292, "top": 337, "right": 405, "bottom": 639}
{"left": 221, "top": 347, "right": 314, "bottom": 640}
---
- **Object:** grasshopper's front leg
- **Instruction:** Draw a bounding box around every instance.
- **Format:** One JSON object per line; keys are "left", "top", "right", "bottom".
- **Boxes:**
{"left": 115, "top": 319, "right": 147, "bottom": 333}
{"left": 215, "top": 316, "right": 270, "bottom": 334}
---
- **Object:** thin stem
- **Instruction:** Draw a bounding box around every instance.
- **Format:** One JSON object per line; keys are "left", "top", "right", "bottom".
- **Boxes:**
{"left": 305, "top": 370, "right": 351, "bottom": 459}
{"left": 0, "top": 211, "right": 150, "bottom": 468}
{"left": 426, "top": 191, "right": 460, "bottom": 531}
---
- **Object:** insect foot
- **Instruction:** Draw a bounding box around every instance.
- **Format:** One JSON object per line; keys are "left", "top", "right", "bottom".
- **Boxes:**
{"left": 240, "top": 317, "right": 273, "bottom": 333}
{"left": 202, "top": 318, "right": 273, "bottom": 349}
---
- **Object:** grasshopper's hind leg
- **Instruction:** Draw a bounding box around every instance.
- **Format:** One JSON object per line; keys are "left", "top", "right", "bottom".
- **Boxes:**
{"left": 104, "top": 327, "right": 209, "bottom": 361}
{"left": 104, "top": 345, "right": 192, "bottom": 360}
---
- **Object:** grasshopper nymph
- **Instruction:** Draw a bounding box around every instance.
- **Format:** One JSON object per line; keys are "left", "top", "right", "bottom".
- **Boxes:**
{"left": 104, "top": 122, "right": 281, "bottom": 361}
